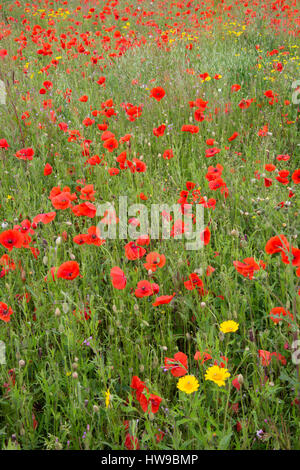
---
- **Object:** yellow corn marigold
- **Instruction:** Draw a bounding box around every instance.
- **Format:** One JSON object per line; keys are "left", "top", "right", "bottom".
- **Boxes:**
{"left": 205, "top": 365, "right": 231, "bottom": 387}
{"left": 220, "top": 320, "right": 239, "bottom": 333}
{"left": 177, "top": 375, "right": 199, "bottom": 394}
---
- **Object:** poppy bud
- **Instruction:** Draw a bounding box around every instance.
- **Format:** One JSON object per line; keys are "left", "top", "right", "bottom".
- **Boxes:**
{"left": 62, "top": 303, "right": 69, "bottom": 313}
{"left": 237, "top": 374, "right": 244, "bottom": 385}
{"left": 230, "top": 229, "right": 239, "bottom": 237}
{"left": 19, "top": 359, "right": 25, "bottom": 368}
{"left": 55, "top": 308, "right": 61, "bottom": 317}
{"left": 55, "top": 236, "right": 62, "bottom": 245}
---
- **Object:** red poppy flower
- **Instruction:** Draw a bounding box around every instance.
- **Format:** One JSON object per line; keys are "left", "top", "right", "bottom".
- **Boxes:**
{"left": 44, "top": 163, "right": 53, "bottom": 175}
{"left": 150, "top": 86, "right": 166, "bottom": 101}
{"left": 232, "top": 377, "right": 241, "bottom": 391}
{"left": 164, "top": 352, "right": 188, "bottom": 377}
{"left": 136, "top": 234, "right": 150, "bottom": 246}
{"left": 153, "top": 124, "right": 166, "bottom": 137}
{"left": 103, "top": 137, "right": 118, "bottom": 152}
{"left": 152, "top": 293, "right": 175, "bottom": 306}
{"left": 184, "top": 273, "right": 205, "bottom": 295}
{"left": 269, "top": 307, "right": 293, "bottom": 325}
{"left": 233, "top": 257, "right": 261, "bottom": 280}
{"left": 135, "top": 280, "right": 157, "bottom": 298}
{"left": 0, "top": 302, "right": 13, "bottom": 323}
{"left": 56, "top": 261, "right": 80, "bottom": 280}
{"left": 280, "top": 246, "right": 300, "bottom": 266}
{"left": 238, "top": 98, "right": 253, "bottom": 109}
{"left": 194, "top": 351, "right": 212, "bottom": 364}
{"left": 43, "top": 80, "right": 53, "bottom": 90}
{"left": 33, "top": 212, "right": 56, "bottom": 225}
{"left": 73, "top": 234, "right": 86, "bottom": 245}
{"left": 124, "top": 434, "right": 140, "bottom": 450}
{"left": 0, "top": 254, "right": 16, "bottom": 274}
{"left": 292, "top": 169, "right": 300, "bottom": 184}
{"left": 194, "top": 109, "right": 205, "bottom": 121}
{"left": 110, "top": 266, "right": 127, "bottom": 289}
{"left": 205, "top": 147, "right": 221, "bottom": 158}
{"left": 119, "top": 134, "right": 132, "bottom": 143}
{"left": 200, "top": 227, "right": 211, "bottom": 245}
{"left": 0, "top": 139, "right": 9, "bottom": 149}
{"left": 51, "top": 192, "right": 73, "bottom": 210}
{"left": 149, "top": 394, "right": 162, "bottom": 413}
{"left": 264, "top": 177, "right": 273, "bottom": 187}
{"left": 163, "top": 149, "right": 174, "bottom": 160}
{"left": 0, "top": 229, "right": 24, "bottom": 251}
{"left": 265, "top": 234, "right": 289, "bottom": 255}
{"left": 97, "top": 76, "right": 106, "bottom": 86}
{"left": 265, "top": 164, "right": 276, "bottom": 172}
{"left": 82, "top": 117, "right": 94, "bottom": 127}
{"left": 144, "top": 252, "right": 166, "bottom": 272}
{"left": 72, "top": 202, "right": 96, "bottom": 218}
{"left": 15, "top": 147, "right": 34, "bottom": 161}
{"left": 80, "top": 184, "right": 96, "bottom": 201}
{"left": 124, "top": 242, "right": 146, "bottom": 260}
{"left": 231, "top": 84, "right": 241, "bottom": 92}
{"left": 258, "top": 349, "right": 271, "bottom": 366}
{"left": 84, "top": 226, "right": 105, "bottom": 245}
{"left": 181, "top": 124, "right": 199, "bottom": 134}
{"left": 228, "top": 132, "right": 239, "bottom": 142}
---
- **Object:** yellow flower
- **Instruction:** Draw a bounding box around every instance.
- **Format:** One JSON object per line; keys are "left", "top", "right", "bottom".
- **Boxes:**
{"left": 220, "top": 320, "right": 239, "bottom": 333}
{"left": 105, "top": 389, "right": 110, "bottom": 408}
{"left": 177, "top": 375, "right": 199, "bottom": 394}
{"left": 205, "top": 365, "right": 230, "bottom": 387}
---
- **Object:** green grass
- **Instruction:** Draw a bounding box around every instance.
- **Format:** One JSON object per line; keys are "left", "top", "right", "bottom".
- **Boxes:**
{"left": 0, "top": 0, "right": 299, "bottom": 450}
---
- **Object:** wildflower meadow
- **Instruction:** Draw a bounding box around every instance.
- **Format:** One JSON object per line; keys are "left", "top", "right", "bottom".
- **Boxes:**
{"left": 0, "top": 0, "right": 299, "bottom": 452}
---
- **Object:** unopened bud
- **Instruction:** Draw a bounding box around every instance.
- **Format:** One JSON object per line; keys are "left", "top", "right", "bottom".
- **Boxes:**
{"left": 55, "top": 307, "right": 61, "bottom": 317}
{"left": 55, "top": 236, "right": 62, "bottom": 246}
{"left": 237, "top": 374, "right": 244, "bottom": 385}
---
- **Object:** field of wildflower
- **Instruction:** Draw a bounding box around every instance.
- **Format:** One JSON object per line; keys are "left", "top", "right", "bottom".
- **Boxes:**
{"left": 0, "top": 0, "right": 299, "bottom": 451}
